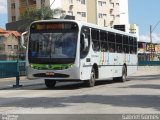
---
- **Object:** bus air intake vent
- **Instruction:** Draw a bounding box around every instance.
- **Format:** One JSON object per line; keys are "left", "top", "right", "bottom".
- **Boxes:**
{"left": 33, "top": 73, "right": 70, "bottom": 78}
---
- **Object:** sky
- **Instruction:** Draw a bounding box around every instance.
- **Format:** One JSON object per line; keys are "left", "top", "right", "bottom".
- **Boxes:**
{"left": 129, "top": 0, "right": 160, "bottom": 43}
{"left": 0, "top": 0, "right": 160, "bottom": 43}
{"left": 0, "top": 0, "right": 7, "bottom": 29}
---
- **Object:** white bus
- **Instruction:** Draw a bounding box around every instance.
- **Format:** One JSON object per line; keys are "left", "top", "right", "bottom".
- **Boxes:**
{"left": 22, "top": 20, "right": 138, "bottom": 88}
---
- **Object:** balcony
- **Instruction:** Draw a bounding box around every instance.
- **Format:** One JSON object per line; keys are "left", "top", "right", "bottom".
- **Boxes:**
{"left": 19, "top": 4, "right": 36, "bottom": 15}
{"left": 19, "top": 0, "right": 36, "bottom": 7}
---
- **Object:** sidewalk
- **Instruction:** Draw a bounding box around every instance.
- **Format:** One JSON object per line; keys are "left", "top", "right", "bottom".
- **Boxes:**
{"left": 138, "top": 66, "right": 160, "bottom": 71}
{"left": 0, "top": 76, "right": 45, "bottom": 90}
{"left": 0, "top": 76, "right": 27, "bottom": 82}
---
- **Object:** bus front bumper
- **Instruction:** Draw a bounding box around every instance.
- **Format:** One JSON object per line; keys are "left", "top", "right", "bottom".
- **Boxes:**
{"left": 26, "top": 66, "right": 80, "bottom": 81}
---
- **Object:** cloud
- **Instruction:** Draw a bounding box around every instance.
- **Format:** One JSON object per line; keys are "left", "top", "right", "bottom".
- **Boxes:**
{"left": 139, "top": 33, "right": 160, "bottom": 43}
{"left": 0, "top": 0, "right": 7, "bottom": 14}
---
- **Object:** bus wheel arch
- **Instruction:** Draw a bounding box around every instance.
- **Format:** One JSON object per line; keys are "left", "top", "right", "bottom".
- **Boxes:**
{"left": 123, "top": 63, "right": 127, "bottom": 76}
{"left": 93, "top": 63, "right": 99, "bottom": 79}
{"left": 85, "top": 63, "right": 99, "bottom": 87}
{"left": 113, "top": 64, "right": 127, "bottom": 82}
{"left": 121, "top": 64, "right": 127, "bottom": 82}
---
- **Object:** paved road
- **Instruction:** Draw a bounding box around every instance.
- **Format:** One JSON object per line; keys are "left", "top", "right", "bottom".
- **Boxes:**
{"left": 0, "top": 69, "right": 160, "bottom": 114}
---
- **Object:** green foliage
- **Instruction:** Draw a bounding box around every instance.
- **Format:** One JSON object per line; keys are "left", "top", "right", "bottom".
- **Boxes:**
{"left": 38, "top": 7, "right": 54, "bottom": 20}
{"left": 157, "top": 54, "right": 160, "bottom": 61}
{"left": 19, "top": 7, "right": 55, "bottom": 31}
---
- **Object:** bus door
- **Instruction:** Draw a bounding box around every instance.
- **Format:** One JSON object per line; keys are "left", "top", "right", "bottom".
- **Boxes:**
{"left": 80, "top": 27, "right": 91, "bottom": 68}
{"left": 113, "top": 54, "right": 119, "bottom": 77}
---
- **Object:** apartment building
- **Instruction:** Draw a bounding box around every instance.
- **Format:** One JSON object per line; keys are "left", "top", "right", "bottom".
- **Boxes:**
{"left": 7, "top": 0, "right": 129, "bottom": 28}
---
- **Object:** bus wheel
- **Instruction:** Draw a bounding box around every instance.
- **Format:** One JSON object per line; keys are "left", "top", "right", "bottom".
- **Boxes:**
{"left": 44, "top": 79, "right": 56, "bottom": 89}
{"left": 121, "top": 66, "right": 127, "bottom": 82}
{"left": 86, "top": 68, "right": 96, "bottom": 87}
{"left": 113, "top": 66, "right": 127, "bottom": 82}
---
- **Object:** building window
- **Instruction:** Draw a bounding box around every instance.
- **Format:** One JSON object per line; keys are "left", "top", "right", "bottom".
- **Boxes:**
{"left": 8, "top": 45, "right": 12, "bottom": 50}
{"left": 81, "top": 0, "right": 85, "bottom": 4}
{"left": 77, "top": 12, "right": 81, "bottom": 15}
{"left": 98, "top": 13, "right": 103, "bottom": 18}
{"left": 41, "top": 0, "right": 45, "bottom": 7}
{"left": 103, "top": 14, "right": 107, "bottom": 17}
{"left": 112, "top": 3, "right": 114, "bottom": 8}
{"left": 109, "top": 0, "right": 113, "bottom": 4}
{"left": 98, "top": 1, "right": 103, "bottom": 6}
{"left": 77, "top": 12, "right": 86, "bottom": 17}
{"left": 12, "top": 16, "right": 16, "bottom": 22}
{"left": 81, "top": 12, "right": 86, "bottom": 17}
{"left": 0, "top": 36, "right": 5, "bottom": 42}
{"left": 116, "top": 3, "right": 119, "bottom": 6}
{"left": 110, "top": 21, "right": 114, "bottom": 27}
{"left": 103, "top": 1, "right": 106, "bottom": 4}
{"left": 11, "top": 3, "right": 16, "bottom": 9}
{"left": 14, "top": 45, "right": 18, "bottom": 50}
{"left": 0, "top": 44, "right": 5, "bottom": 51}
{"left": 110, "top": 9, "right": 113, "bottom": 14}
{"left": 68, "top": 0, "right": 73, "bottom": 4}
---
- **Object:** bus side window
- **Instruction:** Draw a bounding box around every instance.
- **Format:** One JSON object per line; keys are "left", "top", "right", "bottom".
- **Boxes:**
{"left": 134, "top": 37, "right": 137, "bottom": 54}
{"left": 123, "top": 35, "right": 129, "bottom": 53}
{"left": 91, "top": 29, "right": 100, "bottom": 51}
{"left": 116, "top": 34, "right": 123, "bottom": 53}
{"left": 100, "top": 31, "right": 108, "bottom": 52}
{"left": 108, "top": 32, "right": 115, "bottom": 52}
{"left": 129, "top": 37, "right": 134, "bottom": 54}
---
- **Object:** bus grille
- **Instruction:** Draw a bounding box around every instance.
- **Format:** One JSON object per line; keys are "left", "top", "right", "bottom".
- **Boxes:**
{"left": 33, "top": 73, "right": 70, "bottom": 78}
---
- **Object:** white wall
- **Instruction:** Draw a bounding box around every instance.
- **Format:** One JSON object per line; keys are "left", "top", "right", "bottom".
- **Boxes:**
{"left": 50, "top": 0, "right": 62, "bottom": 9}
{"left": 119, "top": 0, "right": 129, "bottom": 25}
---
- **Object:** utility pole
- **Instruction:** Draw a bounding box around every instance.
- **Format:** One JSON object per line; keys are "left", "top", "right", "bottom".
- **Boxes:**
{"left": 150, "top": 25, "right": 152, "bottom": 61}
{"left": 149, "top": 20, "right": 160, "bottom": 61}
{"left": 41, "top": 0, "right": 45, "bottom": 20}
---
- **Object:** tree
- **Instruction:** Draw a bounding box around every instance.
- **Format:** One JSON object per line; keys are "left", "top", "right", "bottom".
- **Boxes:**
{"left": 19, "top": 6, "right": 66, "bottom": 31}
{"left": 19, "top": 7, "right": 57, "bottom": 31}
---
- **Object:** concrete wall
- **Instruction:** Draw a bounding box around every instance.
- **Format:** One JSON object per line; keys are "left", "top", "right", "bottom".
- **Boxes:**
{"left": 87, "top": 0, "right": 97, "bottom": 24}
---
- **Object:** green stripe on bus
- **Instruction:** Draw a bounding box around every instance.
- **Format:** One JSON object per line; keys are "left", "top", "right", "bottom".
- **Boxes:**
{"left": 31, "top": 64, "right": 73, "bottom": 70}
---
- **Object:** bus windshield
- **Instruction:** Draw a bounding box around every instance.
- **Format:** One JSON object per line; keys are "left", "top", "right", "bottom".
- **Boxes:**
{"left": 28, "top": 32, "right": 78, "bottom": 64}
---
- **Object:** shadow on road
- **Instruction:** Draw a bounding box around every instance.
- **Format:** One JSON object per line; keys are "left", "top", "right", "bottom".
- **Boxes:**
{"left": 0, "top": 94, "right": 160, "bottom": 111}
{"left": 0, "top": 80, "right": 115, "bottom": 90}
{"left": 129, "top": 74, "right": 160, "bottom": 81}
{"left": 120, "top": 84, "right": 160, "bottom": 90}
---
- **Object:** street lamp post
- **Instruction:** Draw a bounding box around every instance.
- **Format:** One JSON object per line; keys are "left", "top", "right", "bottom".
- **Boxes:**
{"left": 150, "top": 25, "right": 153, "bottom": 61}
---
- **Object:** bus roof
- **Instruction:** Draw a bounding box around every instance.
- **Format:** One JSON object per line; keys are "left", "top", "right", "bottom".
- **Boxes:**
{"left": 31, "top": 19, "right": 137, "bottom": 38}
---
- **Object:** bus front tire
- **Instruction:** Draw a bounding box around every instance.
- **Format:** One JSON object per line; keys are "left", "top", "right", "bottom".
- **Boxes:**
{"left": 45, "top": 79, "right": 56, "bottom": 89}
{"left": 86, "top": 68, "right": 96, "bottom": 87}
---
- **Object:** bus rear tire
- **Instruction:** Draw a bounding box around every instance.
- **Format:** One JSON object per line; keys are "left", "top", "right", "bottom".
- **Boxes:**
{"left": 45, "top": 79, "right": 56, "bottom": 89}
{"left": 86, "top": 68, "right": 96, "bottom": 87}
{"left": 113, "top": 66, "right": 127, "bottom": 82}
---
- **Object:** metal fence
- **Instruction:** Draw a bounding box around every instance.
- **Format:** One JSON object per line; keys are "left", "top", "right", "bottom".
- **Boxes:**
{"left": 138, "top": 61, "right": 160, "bottom": 66}
{"left": 0, "top": 60, "right": 159, "bottom": 78}
{"left": 0, "top": 61, "right": 26, "bottom": 78}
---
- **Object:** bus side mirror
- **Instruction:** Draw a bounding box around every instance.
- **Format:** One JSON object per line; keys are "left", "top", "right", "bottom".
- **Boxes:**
{"left": 21, "top": 31, "right": 28, "bottom": 49}
{"left": 81, "top": 33, "right": 88, "bottom": 51}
